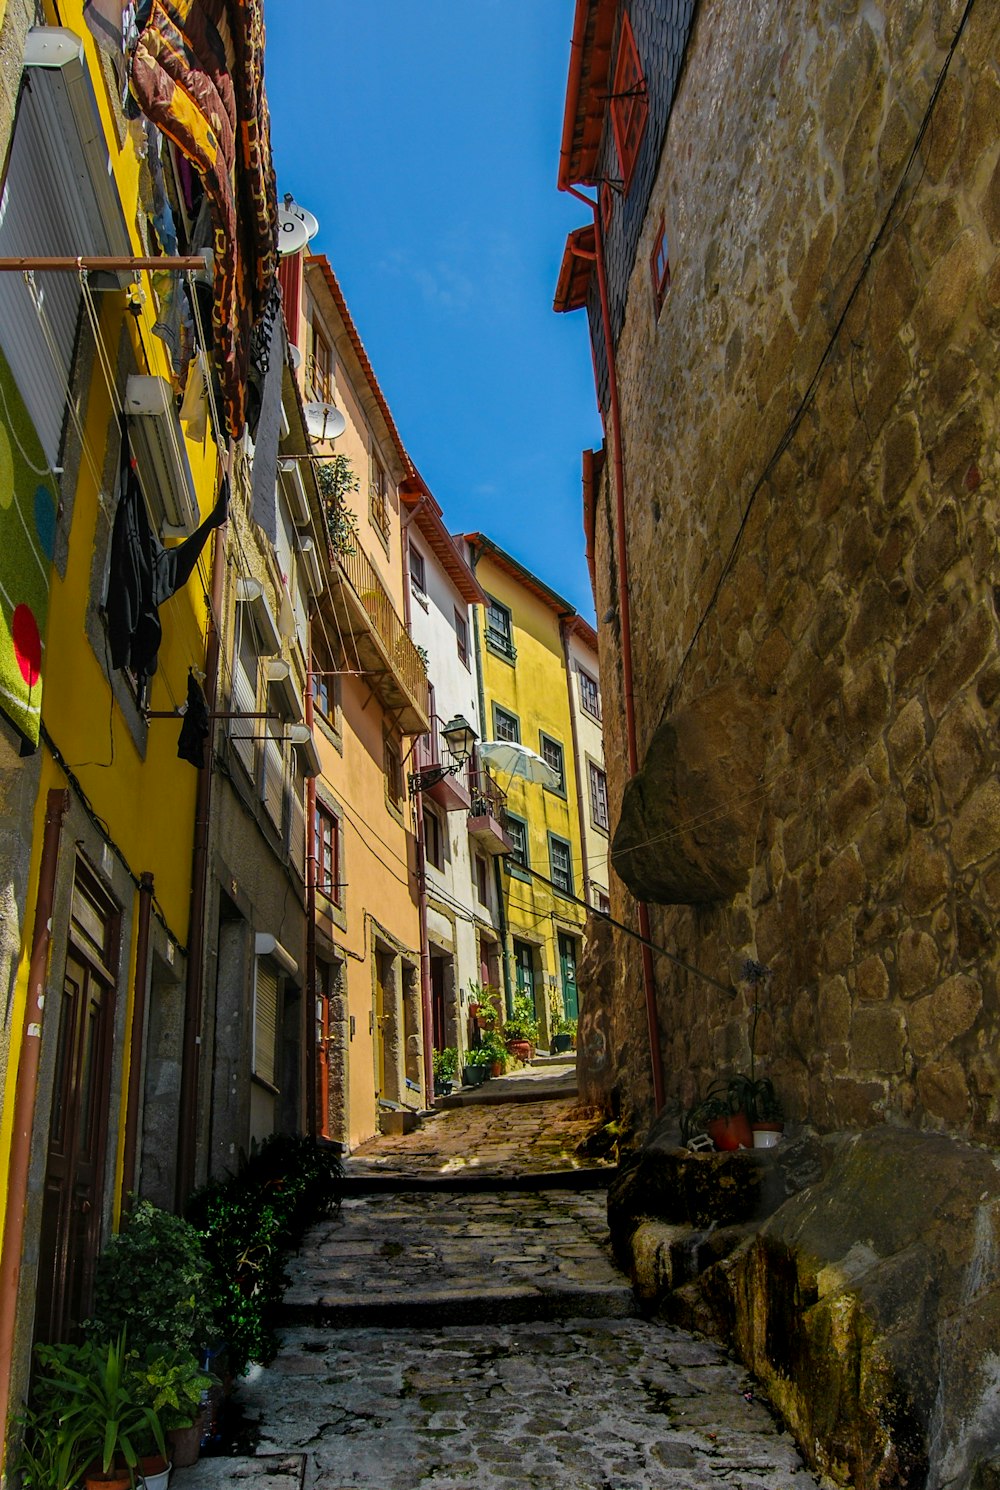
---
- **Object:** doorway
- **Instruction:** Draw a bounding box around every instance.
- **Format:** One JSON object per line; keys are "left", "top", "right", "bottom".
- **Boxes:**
{"left": 35, "top": 862, "right": 119, "bottom": 1343}
{"left": 558, "top": 932, "right": 579, "bottom": 1020}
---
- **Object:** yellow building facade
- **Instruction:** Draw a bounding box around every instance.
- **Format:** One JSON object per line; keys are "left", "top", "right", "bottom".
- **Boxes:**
{"left": 464, "top": 536, "right": 591, "bottom": 1046}
{"left": 0, "top": 0, "right": 276, "bottom": 1449}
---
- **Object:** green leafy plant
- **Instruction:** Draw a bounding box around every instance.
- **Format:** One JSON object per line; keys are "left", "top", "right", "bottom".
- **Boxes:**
{"left": 504, "top": 993, "right": 539, "bottom": 1045}
{"left": 467, "top": 982, "right": 502, "bottom": 1029}
{"left": 32, "top": 1332, "right": 166, "bottom": 1482}
{"left": 185, "top": 1132, "right": 343, "bottom": 1379}
{"left": 9, "top": 1403, "right": 86, "bottom": 1490}
{"left": 432, "top": 1047, "right": 457, "bottom": 1081}
{"left": 464, "top": 1047, "right": 492, "bottom": 1068}
{"left": 316, "top": 456, "right": 360, "bottom": 555}
{"left": 479, "top": 1029, "right": 507, "bottom": 1071}
{"left": 88, "top": 1199, "right": 219, "bottom": 1355}
{"left": 554, "top": 1017, "right": 577, "bottom": 1038}
{"left": 132, "top": 1346, "right": 216, "bottom": 1434}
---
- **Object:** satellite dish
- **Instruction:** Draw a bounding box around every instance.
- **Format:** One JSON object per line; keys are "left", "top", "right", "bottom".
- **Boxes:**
{"left": 287, "top": 343, "right": 302, "bottom": 371}
{"left": 277, "top": 209, "right": 309, "bottom": 256}
{"left": 277, "top": 193, "right": 320, "bottom": 257}
{"left": 304, "top": 402, "right": 346, "bottom": 441}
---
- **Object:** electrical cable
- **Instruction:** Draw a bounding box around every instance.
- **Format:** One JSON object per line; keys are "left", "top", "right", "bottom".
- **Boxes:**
{"left": 664, "top": 0, "right": 978, "bottom": 715}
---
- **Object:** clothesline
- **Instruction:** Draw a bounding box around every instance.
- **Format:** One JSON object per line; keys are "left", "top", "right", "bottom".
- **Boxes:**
{"left": 0, "top": 255, "right": 208, "bottom": 271}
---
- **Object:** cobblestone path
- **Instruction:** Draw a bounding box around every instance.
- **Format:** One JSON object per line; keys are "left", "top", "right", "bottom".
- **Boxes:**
{"left": 174, "top": 1097, "right": 829, "bottom": 1489}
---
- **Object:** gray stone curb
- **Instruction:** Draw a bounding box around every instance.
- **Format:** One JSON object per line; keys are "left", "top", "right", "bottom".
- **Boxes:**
{"left": 279, "top": 1280, "right": 637, "bottom": 1329}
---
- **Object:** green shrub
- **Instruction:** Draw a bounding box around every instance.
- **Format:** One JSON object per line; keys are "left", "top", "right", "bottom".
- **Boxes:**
{"left": 89, "top": 1199, "right": 219, "bottom": 1355}
{"left": 185, "top": 1132, "right": 342, "bottom": 1379}
{"left": 433, "top": 1046, "right": 458, "bottom": 1080}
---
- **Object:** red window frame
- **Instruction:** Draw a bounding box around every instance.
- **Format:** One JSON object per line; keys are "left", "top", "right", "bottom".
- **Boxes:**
{"left": 315, "top": 802, "right": 342, "bottom": 907}
{"left": 610, "top": 11, "right": 648, "bottom": 195}
{"left": 455, "top": 607, "right": 469, "bottom": 668}
{"left": 650, "top": 215, "right": 671, "bottom": 315}
{"left": 600, "top": 179, "right": 615, "bottom": 233}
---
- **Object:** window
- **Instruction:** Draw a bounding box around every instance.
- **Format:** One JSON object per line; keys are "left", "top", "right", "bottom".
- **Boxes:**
{"left": 610, "top": 10, "right": 648, "bottom": 194}
{"left": 540, "top": 733, "right": 565, "bottom": 794}
{"left": 579, "top": 668, "right": 601, "bottom": 720}
{"left": 384, "top": 731, "right": 403, "bottom": 807}
{"left": 253, "top": 960, "right": 279, "bottom": 1087}
{"left": 424, "top": 806, "right": 445, "bottom": 871}
{"left": 455, "top": 607, "right": 470, "bottom": 668}
{"left": 589, "top": 762, "right": 610, "bottom": 831}
{"left": 597, "top": 890, "right": 612, "bottom": 916}
{"left": 485, "top": 595, "right": 516, "bottom": 661}
{"left": 505, "top": 814, "right": 529, "bottom": 874}
{"left": 651, "top": 216, "right": 671, "bottom": 316}
{"left": 409, "top": 545, "right": 426, "bottom": 596}
{"left": 230, "top": 613, "right": 260, "bottom": 779}
{"left": 370, "top": 454, "right": 390, "bottom": 542}
{"left": 549, "top": 835, "right": 573, "bottom": 896}
{"left": 475, "top": 853, "right": 490, "bottom": 904}
{"left": 315, "top": 802, "right": 342, "bottom": 907}
{"left": 310, "top": 324, "right": 332, "bottom": 401}
{"left": 493, "top": 705, "right": 520, "bottom": 744}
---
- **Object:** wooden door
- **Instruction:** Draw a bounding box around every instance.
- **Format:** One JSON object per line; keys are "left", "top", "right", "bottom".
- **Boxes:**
{"left": 35, "top": 866, "right": 118, "bottom": 1343}
{"left": 558, "top": 933, "right": 579, "bottom": 1020}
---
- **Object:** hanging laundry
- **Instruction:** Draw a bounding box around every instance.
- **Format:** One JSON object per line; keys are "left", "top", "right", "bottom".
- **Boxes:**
{"left": 179, "top": 353, "right": 208, "bottom": 443}
{"left": 129, "top": 0, "right": 278, "bottom": 438}
{"left": 106, "top": 438, "right": 228, "bottom": 697}
{"left": 177, "top": 668, "right": 210, "bottom": 768}
{"left": 249, "top": 294, "right": 285, "bottom": 544}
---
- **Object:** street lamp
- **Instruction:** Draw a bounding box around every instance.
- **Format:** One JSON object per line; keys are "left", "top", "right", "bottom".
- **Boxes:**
{"left": 408, "top": 714, "right": 478, "bottom": 797}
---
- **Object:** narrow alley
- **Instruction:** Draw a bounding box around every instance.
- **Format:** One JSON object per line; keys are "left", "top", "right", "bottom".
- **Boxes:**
{"left": 174, "top": 1080, "right": 827, "bottom": 1490}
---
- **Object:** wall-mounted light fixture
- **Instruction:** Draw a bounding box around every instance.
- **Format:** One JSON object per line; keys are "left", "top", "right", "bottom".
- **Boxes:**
{"left": 408, "top": 714, "right": 478, "bottom": 797}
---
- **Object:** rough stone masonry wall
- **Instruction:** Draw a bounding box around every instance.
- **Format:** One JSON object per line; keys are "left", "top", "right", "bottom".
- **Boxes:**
{"left": 595, "top": 0, "right": 1000, "bottom": 1142}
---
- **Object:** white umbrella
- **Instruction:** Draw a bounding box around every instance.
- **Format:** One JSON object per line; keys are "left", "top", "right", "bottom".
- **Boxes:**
{"left": 478, "top": 740, "right": 561, "bottom": 790}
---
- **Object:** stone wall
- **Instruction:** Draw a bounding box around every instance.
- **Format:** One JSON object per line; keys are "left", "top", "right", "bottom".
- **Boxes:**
{"left": 595, "top": 0, "right": 1000, "bottom": 1142}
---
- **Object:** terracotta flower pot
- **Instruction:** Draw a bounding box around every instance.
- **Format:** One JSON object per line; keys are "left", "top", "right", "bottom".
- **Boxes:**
{"left": 84, "top": 1466, "right": 132, "bottom": 1490}
{"left": 707, "top": 1110, "right": 753, "bottom": 1150}
{"left": 505, "top": 1038, "right": 533, "bottom": 1063}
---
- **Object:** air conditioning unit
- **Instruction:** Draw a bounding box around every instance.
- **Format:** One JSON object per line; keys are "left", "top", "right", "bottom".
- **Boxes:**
{"left": 279, "top": 459, "right": 310, "bottom": 526}
{"left": 125, "top": 374, "right": 200, "bottom": 537}
{"left": 297, "top": 536, "right": 325, "bottom": 597}
{"left": 22, "top": 29, "right": 130, "bottom": 258}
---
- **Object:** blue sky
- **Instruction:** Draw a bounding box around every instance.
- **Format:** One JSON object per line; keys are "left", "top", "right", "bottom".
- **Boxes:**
{"left": 265, "top": 2, "right": 602, "bottom": 620}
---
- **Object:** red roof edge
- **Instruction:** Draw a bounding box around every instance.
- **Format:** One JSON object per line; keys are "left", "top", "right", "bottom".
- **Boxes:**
{"left": 401, "top": 489, "right": 486, "bottom": 606}
{"left": 462, "top": 532, "right": 577, "bottom": 620}
{"left": 557, "top": 0, "right": 617, "bottom": 191}
{"left": 308, "top": 253, "right": 427, "bottom": 492}
{"left": 567, "top": 612, "right": 599, "bottom": 652}
{"left": 554, "top": 223, "right": 597, "bottom": 313}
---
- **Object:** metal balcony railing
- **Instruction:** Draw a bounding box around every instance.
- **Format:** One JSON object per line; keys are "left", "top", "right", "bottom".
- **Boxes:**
{"left": 468, "top": 764, "right": 508, "bottom": 825}
{"left": 337, "top": 541, "right": 429, "bottom": 720}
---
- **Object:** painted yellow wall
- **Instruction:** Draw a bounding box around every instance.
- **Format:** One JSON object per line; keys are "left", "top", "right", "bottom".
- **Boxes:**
{"left": 474, "top": 556, "right": 587, "bottom": 1023}
{"left": 0, "top": 7, "right": 217, "bottom": 1220}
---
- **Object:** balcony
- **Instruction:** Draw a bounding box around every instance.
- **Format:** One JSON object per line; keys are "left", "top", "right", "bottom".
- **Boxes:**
{"left": 326, "top": 541, "right": 430, "bottom": 734}
{"left": 412, "top": 727, "right": 471, "bottom": 812}
{"left": 467, "top": 766, "right": 513, "bottom": 857}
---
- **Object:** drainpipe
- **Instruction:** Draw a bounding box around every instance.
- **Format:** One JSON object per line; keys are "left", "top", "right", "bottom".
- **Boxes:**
{"left": 119, "top": 871, "right": 154, "bottom": 1214}
{"left": 399, "top": 515, "right": 435, "bottom": 1103}
{"left": 561, "top": 182, "right": 665, "bottom": 1113}
{"left": 176, "top": 492, "right": 228, "bottom": 1207}
{"left": 305, "top": 671, "right": 319, "bottom": 1138}
{"left": 0, "top": 787, "right": 70, "bottom": 1463}
{"left": 559, "top": 618, "right": 592, "bottom": 910}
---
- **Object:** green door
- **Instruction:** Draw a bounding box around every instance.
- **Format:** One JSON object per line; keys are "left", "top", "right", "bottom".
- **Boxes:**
{"left": 558, "top": 933, "right": 578, "bottom": 1020}
{"left": 512, "top": 940, "right": 534, "bottom": 1004}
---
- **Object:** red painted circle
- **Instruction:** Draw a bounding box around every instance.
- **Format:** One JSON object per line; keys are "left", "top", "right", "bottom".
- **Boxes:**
{"left": 12, "top": 604, "right": 41, "bottom": 685}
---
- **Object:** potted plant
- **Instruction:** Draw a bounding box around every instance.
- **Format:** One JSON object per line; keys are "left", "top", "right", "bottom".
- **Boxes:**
{"left": 32, "top": 1332, "right": 167, "bottom": 1489}
{"left": 462, "top": 1047, "right": 491, "bottom": 1086}
{"left": 88, "top": 1199, "right": 220, "bottom": 1358}
{"left": 480, "top": 1029, "right": 507, "bottom": 1077}
{"left": 503, "top": 995, "right": 539, "bottom": 1063}
{"left": 748, "top": 1076, "right": 784, "bottom": 1147}
{"left": 9, "top": 1402, "right": 88, "bottom": 1490}
{"left": 132, "top": 1344, "right": 217, "bottom": 1481}
{"left": 551, "top": 1017, "right": 577, "bottom": 1053}
{"left": 432, "top": 1046, "right": 458, "bottom": 1096}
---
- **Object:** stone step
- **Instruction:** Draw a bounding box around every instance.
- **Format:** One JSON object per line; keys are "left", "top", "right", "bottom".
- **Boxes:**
{"left": 278, "top": 1279, "right": 637, "bottom": 1330}
{"left": 336, "top": 1165, "right": 613, "bottom": 1196}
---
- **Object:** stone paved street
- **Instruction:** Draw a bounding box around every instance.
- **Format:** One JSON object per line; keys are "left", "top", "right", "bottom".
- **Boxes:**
{"left": 174, "top": 1095, "right": 830, "bottom": 1489}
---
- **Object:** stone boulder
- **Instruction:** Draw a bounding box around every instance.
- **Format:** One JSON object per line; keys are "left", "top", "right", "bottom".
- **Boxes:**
{"left": 611, "top": 678, "right": 767, "bottom": 903}
{"left": 664, "top": 1128, "right": 1000, "bottom": 1489}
